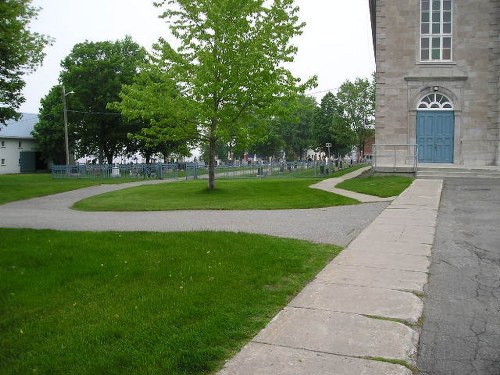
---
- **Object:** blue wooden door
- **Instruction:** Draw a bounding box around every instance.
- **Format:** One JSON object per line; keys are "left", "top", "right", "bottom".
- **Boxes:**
{"left": 417, "top": 111, "right": 454, "bottom": 163}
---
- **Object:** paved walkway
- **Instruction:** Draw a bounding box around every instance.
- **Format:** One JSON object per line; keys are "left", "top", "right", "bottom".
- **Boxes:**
{"left": 0, "top": 171, "right": 444, "bottom": 373}
{"left": 219, "top": 178, "right": 443, "bottom": 374}
{"left": 310, "top": 166, "right": 395, "bottom": 203}
{"left": 0, "top": 171, "right": 389, "bottom": 246}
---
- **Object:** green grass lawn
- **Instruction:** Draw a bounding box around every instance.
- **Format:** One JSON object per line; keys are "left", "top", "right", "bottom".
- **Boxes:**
{"left": 0, "top": 229, "right": 339, "bottom": 374}
{"left": 1, "top": 165, "right": 367, "bottom": 208}
{"left": 280, "top": 163, "right": 368, "bottom": 179}
{"left": 330, "top": 163, "right": 369, "bottom": 177}
{"left": 195, "top": 163, "right": 367, "bottom": 179}
{"left": 74, "top": 178, "right": 359, "bottom": 211}
{"left": 336, "top": 175, "right": 414, "bottom": 197}
{"left": 0, "top": 173, "right": 137, "bottom": 205}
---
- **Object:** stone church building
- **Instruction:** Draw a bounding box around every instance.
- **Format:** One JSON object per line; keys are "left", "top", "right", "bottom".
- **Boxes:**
{"left": 369, "top": 0, "right": 500, "bottom": 169}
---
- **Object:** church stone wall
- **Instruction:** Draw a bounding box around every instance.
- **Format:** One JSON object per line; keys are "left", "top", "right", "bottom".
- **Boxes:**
{"left": 373, "top": 0, "right": 500, "bottom": 166}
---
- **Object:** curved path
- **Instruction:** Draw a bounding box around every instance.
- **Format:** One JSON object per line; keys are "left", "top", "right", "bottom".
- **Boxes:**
{"left": 0, "top": 171, "right": 389, "bottom": 246}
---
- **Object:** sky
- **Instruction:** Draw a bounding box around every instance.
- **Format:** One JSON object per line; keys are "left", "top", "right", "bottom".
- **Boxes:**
{"left": 20, "top": 0, "right": 375, "bottom": 114}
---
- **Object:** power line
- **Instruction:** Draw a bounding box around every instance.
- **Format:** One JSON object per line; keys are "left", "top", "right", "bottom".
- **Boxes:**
{"left": 305, "top": 87, "right": 340, "bottom": 96}
{"left": 66, "top": 110, "right": 121, "bottom": 116}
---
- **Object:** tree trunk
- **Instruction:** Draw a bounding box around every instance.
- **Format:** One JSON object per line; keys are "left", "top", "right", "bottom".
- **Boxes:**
{"left": 105, "top": 148, "right": 114, "bottom": 164}
{"left": 208, "top": 136, "right": 216, "bottom": 190}
{"left": 208, "top": 115, "right": 218, "bottom": 190}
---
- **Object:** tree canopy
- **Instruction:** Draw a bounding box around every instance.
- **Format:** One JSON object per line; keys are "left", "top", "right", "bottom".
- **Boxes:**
{"left": 119, "top": 0, "right": 315, "bottom": 188}
{"left": 114, "top": 63, "right": 196, "bottom": 163}
{"left": 33, "top": 37, "right": 147, "bottom": 164}
{"left": 61, "top": 37, "right": 148, "bottom": 164}
{"left": 0, "top": 0, "right": 52, "bottom": 124}
{"left": 311, "top": 92, "right": 356, "bottom": 158}
{"left": 249, "top": 95, "right": 316, "bottom": 161}
{"left": 32, "top": 85, "right": 66, "bottom": 164}
{"left": 336, "top": 76, "right": 375, "bottom": 160}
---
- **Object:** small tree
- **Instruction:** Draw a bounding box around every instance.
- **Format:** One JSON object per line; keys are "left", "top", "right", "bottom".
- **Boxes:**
{"left": 0, "top": 0, "right": 52, "bottom": 124}
{"left": 120, "top": 0, "right": 315, "bottom": 189}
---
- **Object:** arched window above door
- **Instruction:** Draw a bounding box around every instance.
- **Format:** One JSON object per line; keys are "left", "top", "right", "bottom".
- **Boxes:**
{"left": 418, "top": 93, "right": 453, "bottom": 110}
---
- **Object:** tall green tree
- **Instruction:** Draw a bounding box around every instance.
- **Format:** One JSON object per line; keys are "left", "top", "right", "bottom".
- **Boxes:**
{"left": 249, "top": 118, "right": 285, "bottom": 160}
{"left": 59, "top": 37, "right": 147, "bottom": 163}
{"left": 114, "top": 63, "right": 196, "bottom": 163}
{"left": 336, "top": 76, "right": 375, "bottom": 160}
{"left": 0, "top": 0, "right": 52, "bottom": 124}
{"left": 312, "top": 92, "right": 355, "bottom": 158}
{"left": 250, "top": 95, "right": 316, "bottom": 161}
{"left": 281, "top": 95, "right": 316, "bottom": 160}
{"left": 120, "top": 0, "right": 315, "bottom": 189}
{"left": 246, "top": 95, "right": 315, "bottom": 161}
{"left": 32, "top": 85, "right": 67, "bottom": 164}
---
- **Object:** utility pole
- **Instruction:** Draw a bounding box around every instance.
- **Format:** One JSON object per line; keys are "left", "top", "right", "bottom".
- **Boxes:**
{"left": 62, "top": 85, "right": 74, "bottom": 165}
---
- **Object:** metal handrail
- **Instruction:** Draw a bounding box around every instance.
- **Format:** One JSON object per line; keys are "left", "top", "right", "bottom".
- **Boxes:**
{"left": 373, "top": 144, "right": 418, "bottom": 172}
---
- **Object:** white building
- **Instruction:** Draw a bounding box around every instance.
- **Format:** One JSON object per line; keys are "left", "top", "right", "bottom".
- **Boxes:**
{"left": 0, "top": 113, "right": 39, "bottom": 174}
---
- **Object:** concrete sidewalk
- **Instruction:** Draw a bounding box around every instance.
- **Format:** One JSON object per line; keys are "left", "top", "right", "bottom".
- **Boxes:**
{"left": 219, "top": 178, "right": 443, "bottom": 375}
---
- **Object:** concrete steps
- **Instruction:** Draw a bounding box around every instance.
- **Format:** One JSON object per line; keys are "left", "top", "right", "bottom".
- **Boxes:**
{"left": 417, "top": 165, "right": 500, "bottom": 179}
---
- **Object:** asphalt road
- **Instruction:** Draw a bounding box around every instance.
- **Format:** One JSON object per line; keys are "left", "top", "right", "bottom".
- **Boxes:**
{"left": 418, "top": 178, "right": 500, "bottom": 375}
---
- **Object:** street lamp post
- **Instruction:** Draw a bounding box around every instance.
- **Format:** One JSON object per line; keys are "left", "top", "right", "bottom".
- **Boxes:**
{"left": 324, "top": 143, "right": 332, "bottom": 175}
{"left": 62, "top": 85, "right": 74, "bottom": 166}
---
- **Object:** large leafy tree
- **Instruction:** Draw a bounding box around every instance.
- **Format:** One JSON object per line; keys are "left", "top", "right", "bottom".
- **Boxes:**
{"left": 120, "top": 0, "right": 315, "bottom": 189}
{"left": 249, "top": 117, "right": 285, "bottom": 160}
{"left": 250, "top": 95, "right": 316, "bottom": 161}
{"left": 58, "top": 37, "right": 147, "bottom": 163}
{"left": 114, "top": 63, "right": 196, "bottom": 163}
{"left": 312, "top": 92, "right": 355, "bottom": 158}
{"left": 32, "top": 85, "right": 67, "bottom": 164}
{"left": 281, "top": 95, "right": 316, "bottom": 160}
{"left": 0, "top": 0, "right": 52, "bottom": 124}
{"left": 336, "top": 76, "right": 375, "bottom": 160}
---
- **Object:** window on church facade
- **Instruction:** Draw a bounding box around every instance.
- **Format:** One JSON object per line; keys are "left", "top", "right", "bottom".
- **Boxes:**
{"left": 421, "top": 0, "right": 452, "bottom": 62}
{"left": 418, "top": 93, "right": 453, "bottom": 109}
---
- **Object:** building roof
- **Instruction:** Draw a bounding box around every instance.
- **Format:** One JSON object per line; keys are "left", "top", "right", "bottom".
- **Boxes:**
{"left": 0, "top": 113, "right": 38, "bottom": 139}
